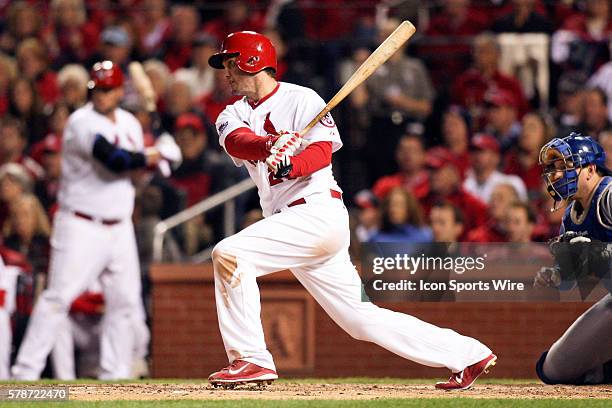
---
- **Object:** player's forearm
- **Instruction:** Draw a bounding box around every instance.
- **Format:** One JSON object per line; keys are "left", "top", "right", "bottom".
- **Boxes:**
{"left": 92, "top": 134, "right": 148, "bottom": 172}
{"left": 225, "top": 127, "right": 276, "bottom": 160}
{"left": 288, "top": 141, "right": 332, "bottom": 178}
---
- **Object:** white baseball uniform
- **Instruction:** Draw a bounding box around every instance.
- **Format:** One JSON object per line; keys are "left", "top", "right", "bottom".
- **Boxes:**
{"left": 0, "top": 256, "right": 20, "bottom": 380}
{"left": 213, "top": 82, "right": 492, "bottom": 372}
{"left": 12, "top": 103, "right": 146, "bottom": 380}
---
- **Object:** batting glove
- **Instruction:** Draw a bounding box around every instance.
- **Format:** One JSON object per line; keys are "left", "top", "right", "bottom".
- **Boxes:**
{"left": 268, "top": 152, "right": 293, "bottom": 179}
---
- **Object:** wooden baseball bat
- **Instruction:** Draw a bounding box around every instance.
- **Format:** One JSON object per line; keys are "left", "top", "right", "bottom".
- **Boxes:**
{"left": 299, "top": 20, "right": 416, "bottom": 136}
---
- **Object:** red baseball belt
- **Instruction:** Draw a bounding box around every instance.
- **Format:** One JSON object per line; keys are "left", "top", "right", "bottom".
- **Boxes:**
{"left": 73, "top": 211, "right": 121, "bottom": 226}
{"left": 287, "top": 189, "right": 343, "bottom": 208}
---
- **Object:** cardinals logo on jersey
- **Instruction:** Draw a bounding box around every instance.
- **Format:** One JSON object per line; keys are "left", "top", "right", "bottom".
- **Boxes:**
{"left": 319, "top": 112, "right": 335, "bottom": 128}
{"left": 263, "top": 112, "right": 278, "bottom": 135}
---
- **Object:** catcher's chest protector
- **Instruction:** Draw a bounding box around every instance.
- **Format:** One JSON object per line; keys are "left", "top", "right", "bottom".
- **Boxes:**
{"left": 563, "top": 177, "right": 612, "bottom": 241}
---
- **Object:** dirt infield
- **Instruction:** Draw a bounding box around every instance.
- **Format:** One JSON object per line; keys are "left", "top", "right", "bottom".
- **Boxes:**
{"left": 66, "top": 382, "right": 612, "bottom": 401}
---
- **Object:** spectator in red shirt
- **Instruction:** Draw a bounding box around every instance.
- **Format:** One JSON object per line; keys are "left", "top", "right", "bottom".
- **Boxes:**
{"left": 503, "top": 112, "right": 552, "bottom": 203}
{"left": 8, "top": 78, "right": 49, "bottom": 146}
{"left": 423, "top": 0, "right": 489, "bottom": 87}
{"left": 203, "top": 0, "right": 264, "bottom": 43}
{"left": 0, "top": 54, "right": 16, "bottom": 117}
{"left": 43, "top": 0, "right": 100, "bottom": 66}
{"left": 420, "top": 147, "right": 488, "bottom": 239}
{"left": 16, "top": 38, "right": 61, "bottom": 107}
{"left": 0, "top": 1, "right": 44, "bottom": 56}
{"left": 372, "top": 132, "right": 429, "bottom": 200}
{"left": 452, "top": 32, "right": 530, "bottom": 129}
{"left": 466, "top": 182, "right": 519, "bottom": 242}
{"left": 57, "top": 64, "right": 89, "bottom": 111}
{"left": 137, "top": 0, "right": 171, "bottom": 58}
{"left": 162, "top": 4, "right": 200, "bottom": 72}
{"left": 483, "top": 89, "right": 522, "bottom": 151}
{"left": 441, "top": 105, "right": 472, "bottom": 176}
{"left": 0, "top": 117, "right": 43, "bottom": 180}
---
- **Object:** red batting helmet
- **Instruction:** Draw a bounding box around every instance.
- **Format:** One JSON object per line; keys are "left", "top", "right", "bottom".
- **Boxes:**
{"left": 87, "top": 60, "right": 124, "bottom": 90}
{"left": 208, "top": 31, "right": 277, "bottom": 73}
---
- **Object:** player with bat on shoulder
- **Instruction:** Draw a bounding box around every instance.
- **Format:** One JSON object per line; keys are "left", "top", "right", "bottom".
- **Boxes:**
{"left": 207, "top": 28, "right": 495, "bottom": 390}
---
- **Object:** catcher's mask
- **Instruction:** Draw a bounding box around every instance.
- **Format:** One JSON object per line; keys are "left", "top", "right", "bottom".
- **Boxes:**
{"left": 539, "top": 132, "right": 609, "bottom": 209}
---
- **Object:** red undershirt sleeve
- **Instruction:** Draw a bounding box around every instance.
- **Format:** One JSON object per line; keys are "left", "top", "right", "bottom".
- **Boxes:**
{"left": 224, "top": 127, "right": 275, "bottom": 161}
{"left": 289, "top": 141, "right": 332, "bottom": 178}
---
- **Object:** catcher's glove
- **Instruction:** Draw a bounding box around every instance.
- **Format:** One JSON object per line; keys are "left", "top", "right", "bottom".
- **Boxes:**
{"left": 548, "top": 231, "right": 611, "bottom": 282}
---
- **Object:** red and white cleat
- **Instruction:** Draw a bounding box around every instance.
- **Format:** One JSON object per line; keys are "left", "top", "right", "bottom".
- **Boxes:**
{"left": 435, "top": 354, "right": 497, "bottom": 391}
{"left": 208, "top": 360, "right": 278, "bottom": 389}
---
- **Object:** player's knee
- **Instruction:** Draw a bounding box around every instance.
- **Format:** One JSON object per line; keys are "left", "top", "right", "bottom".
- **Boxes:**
{"left": 535, "top": 351, "right": 559, "bottom": 384}
{"left": 212, "top": 240, "right": 239, "bottom": 282}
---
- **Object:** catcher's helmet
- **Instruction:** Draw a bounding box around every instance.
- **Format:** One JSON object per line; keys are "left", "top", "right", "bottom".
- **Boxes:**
{"left": 539, "top": 132, "right": 610, "bottom": 202}
{"left": 208, "top": 31, "right": 276, "bottom": 73}
{"left": 87, "top": 60, "right": 124, "bottom": 90}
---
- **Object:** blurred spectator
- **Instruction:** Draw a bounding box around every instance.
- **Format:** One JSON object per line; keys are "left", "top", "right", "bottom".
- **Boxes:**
{"left": 452, "top": 32, "right": 529, "bottom": 129}
{"left": 577, "top": 87, "right": 611, "bottom": 139}
{"left": 161, "top": 5, "right": 200, "bottom": 71}
{"left": 57, "top": 64, "right": 89, "bottom": 111}
{"left": 532, "top": 185, "right": 566, "bottom": 241}
{"left": 2, "top": 194, "right": 50, "bottom": 276}
{"left": 32, "top": 132, "right": 64, "bottom": 215}
{"left": 430, "top": 202, "right": 465, "bottom": 243}
{"left": 600, "top": 131, "right": 612, "bottom": 169}
{"left": 353, "top": 189, "right": 381, "bottom": 243}
{"left": 554, "top": 71, "right": 586, "bottom": 137}
{"left": 43, "top": 0, "right": 99, "bottom": 66}
{"left": 466, "top": 182, "right": 519, "bottom": 242}
{"left": 0, "top": 163, "right": 33, "bottom": 231}
{"left": 0, "top": 1, "right": 43, "bottom": 55}
{"left": 371, "top": 133, "right": 429, "bottom": 200}
{"left": 16, "top": 38, "right": 61, "bottom": 107}
{"left": 423, "top": 0, "right": 489, "bottom": 87}
{"left": 161, "top": 79, "right": 197, "bottom": 131}
{"left": 0, "top": 117, "right": 44, "bottom": 179}
{"left": 483, "top": 89, "right": 522, "bottom": 151}
{"left": 352, "top": 18, "right": 434, "bottom": 183}
{"left": 0, "top": 53, "right": 17, "bottom": 116}
{"left": 136, "top": 0, "right": 171, "bottom": 58}
{"left": 420, "top": 147, "right": 488, "bottom": 238}
{"left": 94, "top": 26, "right": 133, "bottom": 68}
{"left": 199, "top": 69, "right": 241, "bottom": 125}
{"left": 441, "top": 105, "right": 472, "bottom": 176}
{"left": 492, "top": 0, "right": 553, "bottom": 34}
{"left": 173, "top": 33, "right": 217, "bottom": 102}
{"left": 143, "top": 59, "right": 172, "bottom": 112}
{"left": 504, "top": 201, "right": 536, "bottom": 243}
{"left": 551, "top": 0, "right": 612, "bottom": 77}
{"left": 464, "top": 133, "right": 527, "bottom": 203}
{"left": 203, "top": 0, "right": 264, "bottom": 43}
{"left": 8, "top": 78, "right": 49, "bottom": 145}
{"left": 588, "top": 61, "right": 612, "bottom": 122}
{"left": 369, "top": 188, "right": 432, "bottom": 243}
{"left": 503, "top": 112, "right": 552, "bottom": 201}
{"left": 263, "top": 0, "right": 305, "bottom": 45}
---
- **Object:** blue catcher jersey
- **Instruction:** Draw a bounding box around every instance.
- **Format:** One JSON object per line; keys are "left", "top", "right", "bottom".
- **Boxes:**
{"left": 561, "top": 177, "right": 612, "bottom": 241}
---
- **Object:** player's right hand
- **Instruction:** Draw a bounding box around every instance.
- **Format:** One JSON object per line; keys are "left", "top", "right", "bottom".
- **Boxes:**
{"left": 533, "top": 266, "right": 561, "bottom": 288}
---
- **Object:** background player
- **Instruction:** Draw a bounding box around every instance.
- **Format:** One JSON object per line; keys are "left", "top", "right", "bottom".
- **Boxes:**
{"left": 535, "top": 132, "right": 612, "bottom": 384}
{"left": 206, "top": 31, "right": 496, "bottom": 390}
{"left": 11, "top": 61, "right": 181, "bottom": 380}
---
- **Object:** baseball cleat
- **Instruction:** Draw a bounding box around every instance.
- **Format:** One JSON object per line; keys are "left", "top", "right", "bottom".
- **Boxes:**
{"left": 208, "top": 360, "right": 278, "bottom": 388}
{"left": 435, "top": 353, "right": 497, "bottom": 391}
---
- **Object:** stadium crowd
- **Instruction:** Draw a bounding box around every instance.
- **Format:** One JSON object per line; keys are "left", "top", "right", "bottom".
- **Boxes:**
{"left": 0, "top": 0, "right": 611, "bottom": 378}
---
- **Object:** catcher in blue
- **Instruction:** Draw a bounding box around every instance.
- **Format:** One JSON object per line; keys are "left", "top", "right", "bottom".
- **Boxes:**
{"left": 535, "top": 132, "right": 612, "bottom": 385}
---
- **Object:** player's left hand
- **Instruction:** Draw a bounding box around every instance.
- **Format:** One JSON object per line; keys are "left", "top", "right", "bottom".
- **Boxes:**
{"left": 268, "top": 152, "right": 293, "bottom": 179}
{"left": 155, "top": 133, "right": 182, "bottom": 169}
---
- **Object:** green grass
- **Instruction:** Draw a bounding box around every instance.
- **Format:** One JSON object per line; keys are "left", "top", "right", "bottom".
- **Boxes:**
{"left": 0, "top": 400, "right": 609, "bottom": 408}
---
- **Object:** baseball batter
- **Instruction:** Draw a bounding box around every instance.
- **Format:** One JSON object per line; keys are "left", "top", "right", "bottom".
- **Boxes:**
{"left": 206, "top": 31, "right": 496, "bottom": 390}
{"left": 11, "top": 61, "right": 180, "bottom": 380}
{"left": 535, "top": 133, "right": 612, "bottom": 384}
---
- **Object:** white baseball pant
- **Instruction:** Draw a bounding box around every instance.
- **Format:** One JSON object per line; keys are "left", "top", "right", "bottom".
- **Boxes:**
{"left": 12, "top": 210, "right": 141, "bottom": 380}
{"left": 212, "top": 195, "right": 491, "bottom": 373}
